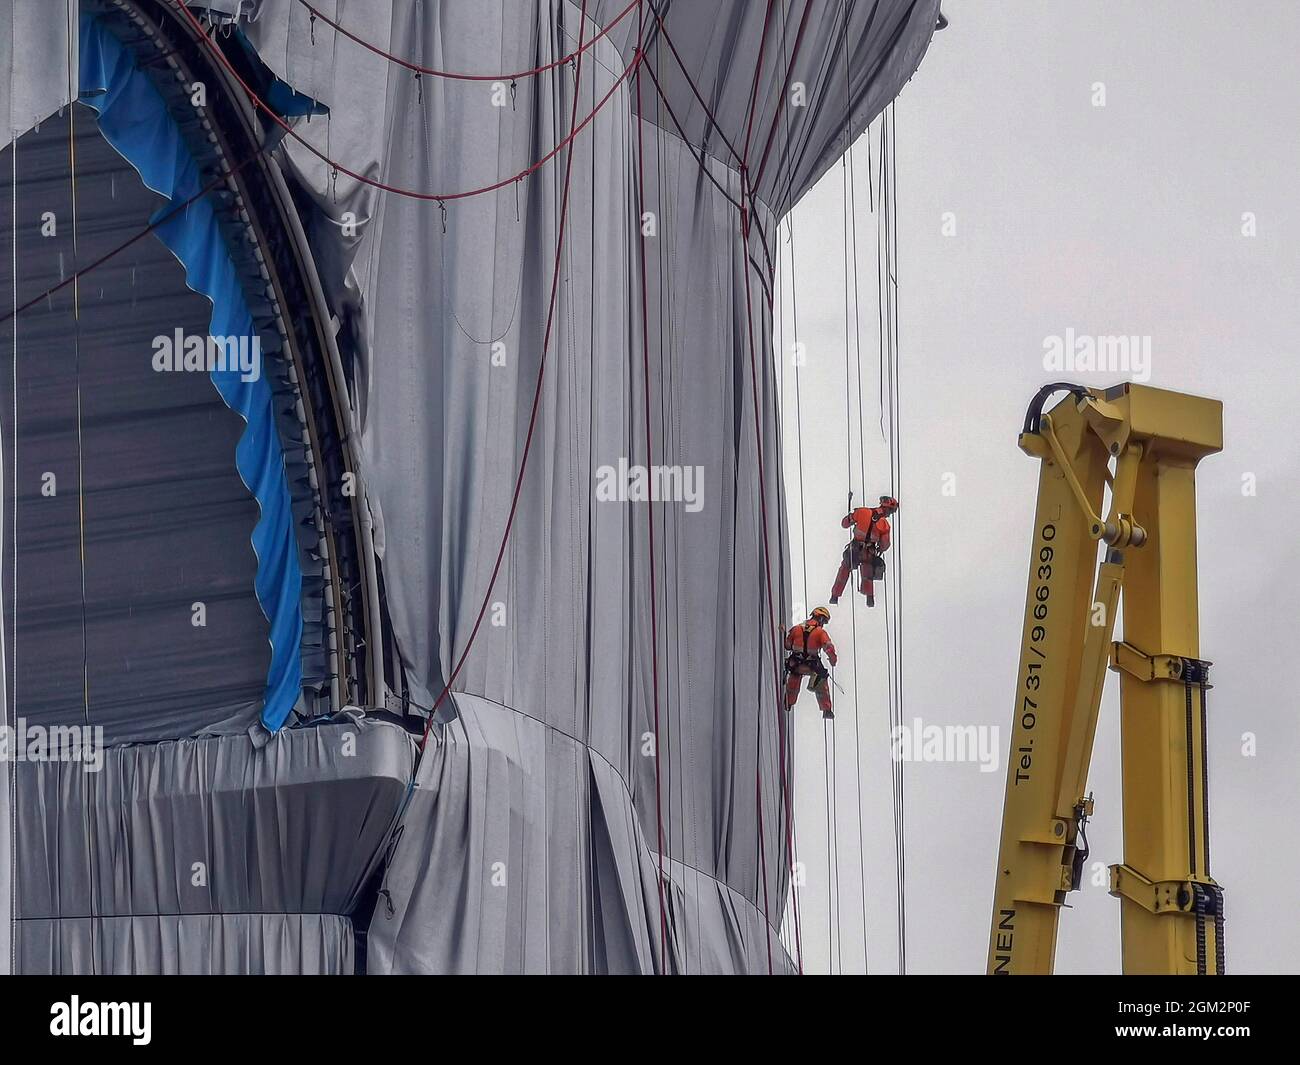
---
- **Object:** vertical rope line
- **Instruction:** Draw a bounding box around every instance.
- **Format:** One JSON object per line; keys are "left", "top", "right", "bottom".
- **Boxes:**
{"left": 828, "top": 0, "right": 861, "bottom": 975}
{"left": 651, "top": 42, "right": 694, "bottom": 974}
{"left": 823, "top": 714, "right": 839, "bottom": 971}
{"left": 562, "top": 0, "right": 586, "bottom": 974}
{"left": 66, "top": 21, "right": 97, "bottom": 975}
{"left": 514, "top": 0, "right": 535, "bottom": 967}
{"left": 876, "top": 118, "right": 886, "bottom": 442}
{"left": 786, "top": 223, "right": 809, "bottom": 971}
{"left": 650, "top": 43, "right": 682, "bottom": 973}
{"left": 633, "top": 7, "right": 790, "bottom": 968}
{"left": 774, "top": 0, "right": 805, "bottom": 972}
{"left": 654, "top": 35, "right": 705, "bottom": 973}
{"left": 845, "top": 81, "right": 868, "bottom": 494}
{"left": 892, "top": 103, "right": 906, "bottom": 972}
{"left": 736, "top": 179, "right": 776, "bottom": 974}
{"left": 875, "top": 111, "right": 899, "bottom": 971}
{"left": 735, "top": 25, "right": 783, "bottom": 971}
{"left": 840, "top": 0, "right": 873, "bottom": 973}
{"left": 633, "top": 0, "right": 670, "bottom": 973}
{"left": 872, "top": 115, "right": 904, "bottom": 969}
{"left": 880, "top": 106, "right": 899, "bottom": 973}
{"left": 755, "top": 0, "right": 805, "bottom": 974}
{"left": 882, "top": 101, "right": 906, "bottom": 972}
{"left": 8, "top": 116, "right": 19, "bottom": 977}
{"left": 734, "top": 0, "right": 792, "bottom": 975}
{"left": 738, "top": 179, "right": 806, "bottom": 976}
{"left": 831, "top": 150, "right": 856, "bottom": 978}
{"left": 580, "top": 4, "right": 601, "bottom": 967}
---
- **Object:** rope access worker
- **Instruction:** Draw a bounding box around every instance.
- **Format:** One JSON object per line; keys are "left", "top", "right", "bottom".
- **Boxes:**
{"left": 830, "top": 495, "right": 899, "bottom": 608}
{"left": 784, "top": 606, "right": 838, "bottom": 719}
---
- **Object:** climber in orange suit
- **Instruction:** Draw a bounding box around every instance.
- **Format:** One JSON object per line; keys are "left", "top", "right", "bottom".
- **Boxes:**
{"left": 830, "top": 495, "right": 899, "bottom": 608}
{"left": 784, "top": 606, "right": 838, "bottom": 718}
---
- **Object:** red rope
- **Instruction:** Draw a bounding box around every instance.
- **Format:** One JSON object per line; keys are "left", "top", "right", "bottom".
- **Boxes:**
{"left": 173, "top": 1, "right": 637, "bottom": 203}
{"left": 408, "top": 0, "right": 594, "bottom": 749}
{"left": 295, "top": 0, "right": 637, "bottom": 82}
{"left": 737, "top": 0, "right": 817, "bottom": 977}
{"left": 640, "top": 2, "right": 785, "bottom": 301}
{"left": 176, "top": 0, "right": 801, "bottom": 973}
{"left": 738, "top": 179, "right": 782, "bottom": 976}
{"left": 632, "top": 0, "right": 671, "bottom": 976}
{"left": 771, "top": 0, "right": 809, "bottom": 977}
{"left": 640, "top": 59, "right": 741, "bottom": 213}
{"left": 735, "top": 0, "right": 795, "bottom": 975}
{"left": 637, "top": 58, "right": 778, "bottom": 324}
{"left": 647, "top": 0, "right": 801, "bottom": 973}
{"left": 746, "top": 179, "right": 805, "bottom": 976}
{"left": 748, "top": 0, "right": 816, "bottom": 197}
{"left": 201, "top": 0, "right": 593, "bottom": 758}
{"left": 740, "top": 0, "right": 781, "bottom": 163}
{"left": 643, "top": 1, "right": 744, "bottom": 165}
{"left": 640, "top": 1, "right": 805, "bottom": 971}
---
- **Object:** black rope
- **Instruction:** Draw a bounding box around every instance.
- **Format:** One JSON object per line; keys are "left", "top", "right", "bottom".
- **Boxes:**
{"left": 832, "top": 0, "right": 876, "bottom": 973}
{"left": 824, "top": 716, "right": 841, "bottom": 971}
{"left": 7, "top": 83, "right": 19, "bottom": 979}
{"left": 1022, "top": 382, "right": 1088, "bottom": 436}
{"left": 882, "top": 102, "right": 907, "bottom": 972}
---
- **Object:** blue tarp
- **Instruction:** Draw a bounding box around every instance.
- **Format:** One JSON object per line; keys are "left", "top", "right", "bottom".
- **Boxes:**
{"left": 79, "top": 15, "right": 303, "bottom": 730}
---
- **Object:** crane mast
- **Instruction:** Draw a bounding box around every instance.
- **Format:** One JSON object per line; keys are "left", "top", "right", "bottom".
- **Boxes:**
{"left": 988, "top": 383, "right": 1225, "bottom": 974}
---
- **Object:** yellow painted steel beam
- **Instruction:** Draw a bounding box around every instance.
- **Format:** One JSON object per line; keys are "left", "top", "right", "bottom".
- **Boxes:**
{"left": 988, "top": 383, "right": 1224, "bottom": 975}
{"left": 989, "top": 393, "right": 1110, "bottom": 974}
{"left": 1112, "top": 385, "right": 1223, "bottom": 974}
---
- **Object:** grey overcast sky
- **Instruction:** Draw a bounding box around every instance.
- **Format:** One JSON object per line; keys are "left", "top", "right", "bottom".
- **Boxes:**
{"left": 776, "top": 0, "right": 1299, "bottom": 974}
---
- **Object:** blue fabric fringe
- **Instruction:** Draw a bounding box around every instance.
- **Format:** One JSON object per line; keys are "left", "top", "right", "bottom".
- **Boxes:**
{"left": 80, "top": 15, "right": 304, "bottom": 730}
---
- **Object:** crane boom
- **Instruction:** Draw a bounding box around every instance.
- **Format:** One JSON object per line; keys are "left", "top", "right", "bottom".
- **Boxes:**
{"left": 988, "top": 382, "right": 1225, "bottom": 974}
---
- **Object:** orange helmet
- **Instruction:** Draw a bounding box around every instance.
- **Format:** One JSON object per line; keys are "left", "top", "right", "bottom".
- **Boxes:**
{"left": 810, "top": 606, "right": 831, "bottom": 625}
{"left": 878, "top": 495, "right": 899, "bottom": 513}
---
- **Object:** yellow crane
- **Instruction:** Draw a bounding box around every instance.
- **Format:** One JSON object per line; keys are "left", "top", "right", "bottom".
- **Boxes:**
{"left": 988, "top": 383, "right": 1225, "bottom": 975}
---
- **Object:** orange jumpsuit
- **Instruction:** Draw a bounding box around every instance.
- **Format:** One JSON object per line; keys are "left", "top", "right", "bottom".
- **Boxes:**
{"left": 784, "top": 621, "right": 838, "bottom": 715}
{"left": 831, "top": 507, "right": 891, "bottom": 605}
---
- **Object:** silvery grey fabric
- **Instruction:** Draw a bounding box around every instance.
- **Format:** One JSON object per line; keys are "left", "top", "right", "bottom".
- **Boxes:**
{"left": 0, "top": 1, "right": 75, "bottom": 145}
{"left": 227, "top": 0, "right": 937, "bottom": 972}
{"left": 0, "top": 0, "right": 938, "bottom": 973}
{"left": 13, "top": 715, "right": 413, "bottom": 973}
{"left": 370, "top": 693, "right": 799, "bottom": 973}
{"left": 18, "top": 912, "right": 355, "bottom": 974}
